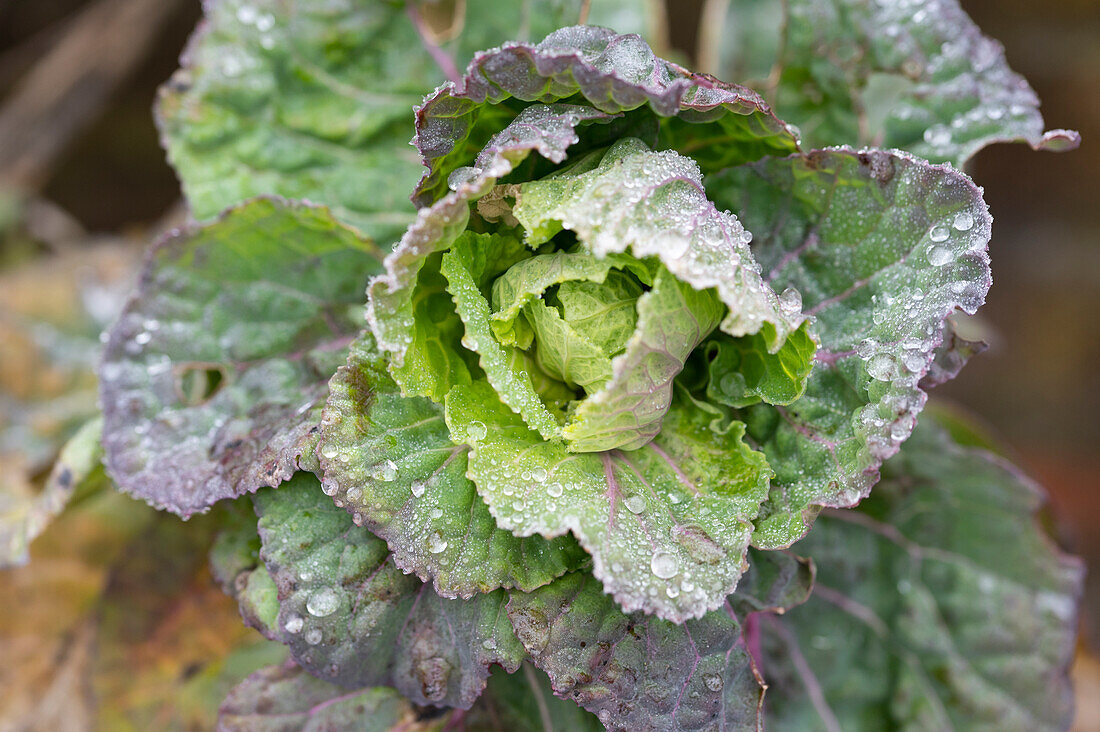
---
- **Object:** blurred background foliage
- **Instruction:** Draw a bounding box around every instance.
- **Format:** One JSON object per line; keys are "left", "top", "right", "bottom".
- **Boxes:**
{"left": 0, "top": 0, "right": 1096, "bottom": 728}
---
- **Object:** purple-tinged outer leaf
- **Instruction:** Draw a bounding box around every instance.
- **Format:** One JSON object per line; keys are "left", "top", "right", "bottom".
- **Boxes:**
{"left": 217, "top": 662, "right": 413, "bottom": 732}
{"left": 317, "top": 331, "right": 586, "bottom": 598}
{"left": 412, "top": 24, "right": 800, "bottom": 206}
{"left": 507, "top": 571, "right": 764, "bottom": 732}
{"left": 707, "top": 148, "right": 992, "bottom": 548}
{"left": 709, "top": 0, "right": 1079, "bottom": 165}
{"left": 252, "top": 474, "right": 525, "bottom": 709}
{"left": 761, "top": 416, "right": 1083, "bottom": 731}
{"left": 920, "top": 320, "right": 988, "bottom": 389}
{"left": 99, "top": 198, "right": 380, "bottom": 517}
{"left": 730, "top": 548, "right": 814, "bottom": 618}
{"left": 157, "top": 0, "right": 644, "bottom": 244}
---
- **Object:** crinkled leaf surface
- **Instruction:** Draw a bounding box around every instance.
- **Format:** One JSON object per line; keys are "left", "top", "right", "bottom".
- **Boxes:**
{"left": 218, "top": 660, "right": 606, "bottom": 732}
{"left": 318, "top": 332, "right": 586, "bottom": 597}
{"left": 412, "top": 24, "right": 799, "bottom": 206}
{"left": 730, "top": 547, "right": 815, "bottom": 618}
{"left": 704, "top": 323, "right": 817, "bottom": 409}
{"left": 251, "top": 474, "right": 526, "bottom": 708}
{"left": 447, "top": 380, "right": 772, "bottom": 622}
{"left": 507, "top": 571, "right": 764, "bottom": 732}
{"left": 99, "top": 198, "right": 379, "bottom": 516}
{"left": 441, "top": 232, "right": 562, "bottom": 440}
{"left": 706, "top": 148, "right": 992, "bottom": 548}
{"left": 368, "top": 104, "right": 618, "bottom": 377}
{"left": 157, "top": 0, "right": 650, "bottom": 243}
{"left": 463, "top": 664, "right": 606, "bottom": 732}
{"left": 514, "top": 139, "right": 802, "bottom": 346}
{"left": 708, "top": 0, "right": 1078, "bottom": 164}
{"left": 762, "top": 417, "right": 1083, "bottom": 731}
{"left": 218, "top": 662, "right": 417, "bottom": 732}
{"left": 561, "top": 265, "right": 725, "bottom": 452}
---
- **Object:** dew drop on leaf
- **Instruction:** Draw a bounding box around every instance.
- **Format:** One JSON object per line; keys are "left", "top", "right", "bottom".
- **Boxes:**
{"left": 953, "top": 211, "right": 974, "bottom": 231}
{"left": 624, "top": 494, "right": 647, "bottom": 514}
{"left": 650, "top": 551, "right": 679, "bottom": 579}
{"left": 928, "top": 224, "right": 950, "bottom": 242}
{"left": 926, "top": 244, "right": 953, "bottom": 266}
{"left": 428, "top": 531, "right": 448, "bottom": 554}
{"left": 283, "top": 614, "right": 304, "bottom": 634}
{"left": 468, "top": 421, "right": 487, "bottom": 441}
{"left": 304, "top": 628, "right": 323, "bottom": 645}
{"left": 866, "top": 353, "right": 896, "bottom": 381}
{"left": 306, "top": 588, "right": 339, "bottom": 617}
{"left": 371, "top": 459, "right": 398, "bottom": 481}
{"left": 703, "top": 672, "right": 724, "bottom": 692}
{"left": 778, "top": 287, "right": 802, "bottom": 314}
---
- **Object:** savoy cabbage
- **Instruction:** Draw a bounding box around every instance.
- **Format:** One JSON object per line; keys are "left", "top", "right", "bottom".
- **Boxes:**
{"left": 27, "top": 0, "right": 1084, "bottom": 729}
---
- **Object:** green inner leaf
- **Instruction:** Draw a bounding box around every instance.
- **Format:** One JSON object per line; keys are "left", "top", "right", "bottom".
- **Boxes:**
{"left": 318, "top": 331, "right": 586, "bottom": 597}
{"left": 704, "top": 321, "right": 817, "bottom": 408}
{"left": 446, "top": 380, "right": 772, "bottom": 622}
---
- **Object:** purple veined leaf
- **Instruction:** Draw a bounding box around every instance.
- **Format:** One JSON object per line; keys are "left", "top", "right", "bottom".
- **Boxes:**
{"left": 157, "top": 0, "right": 654, "bottom": 244}
{"left": 703, "top": 0, "right": 1079, "bottom": 164}
{"left": 506, "top": 552, "right": 812, "bottom": 732}
{"left": 412, "top": 24, "right": 800, "bottom": 207}
{"left": 316, "top": 331, "right": 588, "bottom": 599}
{"left": 707, "top": 148, "right": 993, "bottom": 548}
{"left": 217, "top": 662, "right": 414, "bottom": 731}
{"left": 760, "top": 416, "right": 1083, "bottom": 731}
{"left": 249, "top": 474, "right": 526, "bottom": 709}
{"left": 99, "top": 198, "right": 381, "bottom": 517}
{"left": 447, "top": 380, "right": 773, "bottom": 622}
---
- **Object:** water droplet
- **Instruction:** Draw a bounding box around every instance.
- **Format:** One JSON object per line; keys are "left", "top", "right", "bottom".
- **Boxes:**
{"left": 411, "top": 480, "right": 427, "bottom": 498}
{"left": 953, "top": 211, "right": 974, "bottom": 231}
{"left": 371, "top": 460, "right": 398, "bottom": 481}
{"left": 430, "top": 507, "right": 443, "bottom": 520}
{"left": 320, "top": 444, "right": 339, "bottom": 460}
{"left": 305, "top": 628, "right": 323, "bottom": 645}
{"left": 283, "top": 614, "right": 304, "bottom": 634}
{"left": 531, "top": 466, "right": 548, "bottom": 482}
{"left": 856, "top": 338, "right": 877, "bottom": 359}
{"left": 928, "top": 224, "right": 950, "bottom": 242}
{"left": 703, "top": 673, "right": 724, "bottom": 692}
{"left": 651, "top": 551, "right": 679, "bottom": 579}
{"left": 624, "top": 495, "right": 646, "bottom": 514}
{"left": 778, "top": 287, "right": 802, "bottom": 314}
{"left": 547, "top": 482, "right": 563, "bottom": 498}
{"left": 467, "top": 421, "right": 487, "bottom": 441}
{"left": 866, "top": 353, "right": 896, "bottom": 381}
{"left": 307, "top": 588, "right": 340, "bottom": 617}
{"left": 926, "top": 245, "right": 953, "bottom": 266}
{"left": 428, "top": 531, "right": 448, "bottom": 554}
